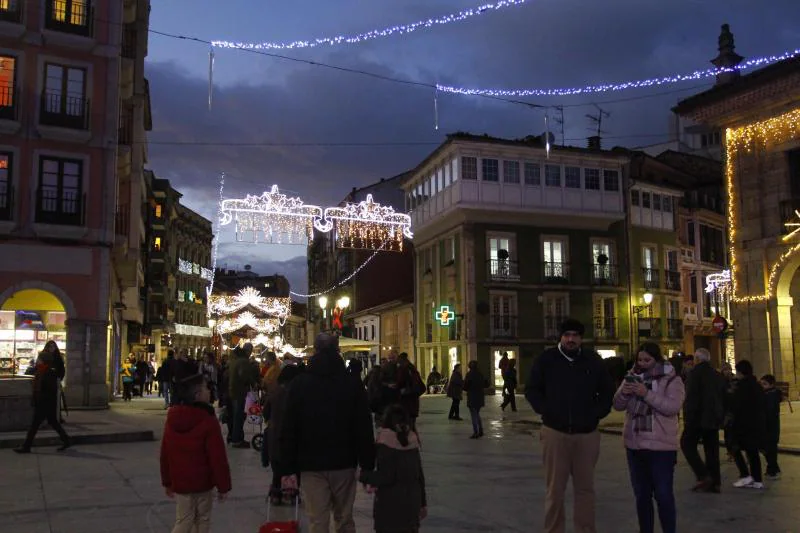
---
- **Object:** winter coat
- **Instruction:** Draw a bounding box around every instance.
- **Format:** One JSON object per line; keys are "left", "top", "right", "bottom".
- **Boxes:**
{"left": 172, "top": 358, "right": 199, "bottom": 384}
{"left": 359, "top": 428, "right": 427, "bottom": 531}
{"left": 397, "top": 363, "right": 424, "bottom": 418}
{"left": 227, "top": 353, "right": 259, "bottom": 400}
{"left": 731, "top": 375, "right": 766, "bottom": 449}
{"left": 280, "top": 349, "right": 375, "bottom": 473}
{"left": 526, "top": 346, "right": 615, "bottom": 434}
{"left": 32, "top": 352, "right": 60, "bottom": 408}
{"left": 613, "top": 365, "right": 685, "bottom": 451}
{"left": 764, "top": 387, "right": 782, "bottom": 442}
{"left": 265, "top": 364, "right": 304, "bottom": 476}
{"left": 463, "top": 369, "right": 487, "bottom": 409}
{"left": 120, "top": 362, "right": 135, "bottom": 384}
{"left": 261, "top": 363, "right": 281, "bottom": 395}
{"left": 160, "top": 402, "right": 232, "bottom": 495}
{"left": 503, "top": 368, "right": 518, "bottom": 390}
{"left": 682, "top": 361, "right": 726, "bottom": 431}
{"left": 447, "top": 370, "right": 464, "bottom": 400}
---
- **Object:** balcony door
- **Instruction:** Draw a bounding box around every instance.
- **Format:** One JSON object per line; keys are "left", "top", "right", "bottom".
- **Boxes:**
{"left": 642, "top": 245, "right": 658, "bottom": 288}
{"left": 543, "top": 238, "right": 567, "bottom": 278}
{"left": 488, "top": 234, "right": 516, "bottom": 279}
{"left": 44, "top": 63, "right": 86, "bottom": 118}
{"left": 593, "top": 295, "right": 616, "bottom": 339}
{"left": 492, "top": 347, "right": 518, "bottom": 389}
{"left": 490, "top": 293, "right": 516, "bottom": 337}
{"left": 592, "top": 240, "right": 614, "bottom": 284}
{"left": 543, "top": 294, "right": 568, "bottom": 339}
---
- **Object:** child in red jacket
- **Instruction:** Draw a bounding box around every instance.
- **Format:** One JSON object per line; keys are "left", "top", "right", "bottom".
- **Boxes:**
{"left": 161, "top": 374, "right": 231, "bottom": 532}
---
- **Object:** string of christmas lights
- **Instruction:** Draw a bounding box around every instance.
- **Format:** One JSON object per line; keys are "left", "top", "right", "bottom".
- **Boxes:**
{"left": 436, "top": 48, "right": 800, "bottom": 97}
{"left": 290, "top": 240, "right": 391, "bottom": 298}
{"left": 206, "top": 171, "right": 225, "bottom": 314}
{"left": 210, "top": 0, "right": 528, "bottom": 50}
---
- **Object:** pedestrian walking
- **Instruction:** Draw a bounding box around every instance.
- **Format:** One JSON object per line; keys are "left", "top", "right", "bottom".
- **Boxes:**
{"left": 730, "top": 360, "right": 765, "bottom": 489}
{"left": 279, "top": 333, "right": 375, "bottom": 533}
{"left": 120, "top": 356, "right": 136, "bottom": 401}
{"left": 264, "top": 363, "right": 305, "bottom": 504}
{"left": 160, "top": 374, "right": 231, "bottom": 533}
{"left": 397, "top": 353, "right": 425, "bottom": 432}
{"left": 463, "top": 360, "right": 487, "bottom": 439}
{"left": 14, "top": 346, "right": 71, "bottom": 454}
{"left": 367, "top": 350, "right": 401, "bottom": 429}
{"left": 525, "top": 318, "right": 615, "bottom": 533}
{"left": 446, "top": 363, "right": 464, "bottom": 420}
{"left": 680, "top": 348, "right": 725, "bottom": 493}
{"left": 614, "top": 342, "right": 684, "bottom": 533}
{"left": 161, "top": 351, "right": 175, "bottom": 408}
{"left": 500, "top": 358, "right": 518, "bottom": 412}
{"left": 360, "top": 404, "right": 428, "bottom": 533}
{"left": 227, "top": 343, "right": 259, "bottom": 448}
{"left": 760, "top": 374, "right": 782, "bottom": 479}
{"left": 145, "top": 358, "right": 155, "bottom": 395}
{"left": 498, "top": 352, "right": 510, "bottom": 396}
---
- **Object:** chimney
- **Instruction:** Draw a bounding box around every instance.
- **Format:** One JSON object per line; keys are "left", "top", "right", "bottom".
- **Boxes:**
{"left": 711, "top": 24, "right": 744, "bottom": 85}
{"left": 587, "top": 136, "right": 602, "bottom": 150}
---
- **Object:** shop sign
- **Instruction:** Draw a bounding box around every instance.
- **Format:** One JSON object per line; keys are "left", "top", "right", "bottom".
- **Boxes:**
{"left": 435, "top": 305, "right": 455, "bottom": 326}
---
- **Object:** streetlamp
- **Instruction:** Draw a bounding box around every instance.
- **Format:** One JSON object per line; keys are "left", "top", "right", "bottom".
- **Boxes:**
{"left": 633, "top": 291, "right": 654, "bottom": 315}
{"left": 336, "top": 296, "right": 350, "bottom": 310}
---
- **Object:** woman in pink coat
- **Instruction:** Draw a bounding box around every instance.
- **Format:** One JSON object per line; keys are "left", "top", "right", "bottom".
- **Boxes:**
{"left": 614, "top": 342, "right": 685, "bottom": 533}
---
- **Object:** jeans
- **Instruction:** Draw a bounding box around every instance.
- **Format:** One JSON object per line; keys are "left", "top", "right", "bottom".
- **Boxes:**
{"left": 680, "top": 427, "right": 721, "bottom": 487}
{"left": 23, "top": 404, "right": 70, "bottom": 449}
{"left": 229, "top": 394, "right": 246, "bottom": 443}
{"left": 732, "top": 445, "right": 762, "bottom": 482}
{"left": 501, "top": 387, "right": 517, "bottom": 411}
{"left": 161, "top": 382, "right": 170, "bottom": 407}
{"left": 448, "top": 398, "right": 461, "bottom": 419}
{"left": 469, "top": 407, "right": 483, "bottom": 435}
{"left": 626, "top": 449, "right": 677, "bottom": 533}
{"left": 762, "top": 438, "right": 780, "bottom": 475}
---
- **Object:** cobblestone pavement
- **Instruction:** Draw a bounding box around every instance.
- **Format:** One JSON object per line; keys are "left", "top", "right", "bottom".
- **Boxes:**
{"left": 1, "top": 395, "right": 798, "bottom": 533}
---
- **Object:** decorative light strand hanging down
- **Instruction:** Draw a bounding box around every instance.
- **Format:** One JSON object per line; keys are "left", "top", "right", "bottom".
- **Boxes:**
{"left": 208, "top": 286, "right": 292, "bottom": 319}
{"left": 436, "top": 48, "right": 800, "bottom": 97}
{"left": 219, "top": 185, "right": 412, "bottom": 250}
{"left": 211, "top": 0, "right": 528, "bottom": 50}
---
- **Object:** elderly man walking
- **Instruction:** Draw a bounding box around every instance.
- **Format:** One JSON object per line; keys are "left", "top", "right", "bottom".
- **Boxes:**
{"left": 526, "top": 318, "right": 615, "bottom": 533}
{"left": 280, "top": 333, "right": 375, "bottom": 533}
{"left": 680, "top": 347, "right": 725, "bottom": 493}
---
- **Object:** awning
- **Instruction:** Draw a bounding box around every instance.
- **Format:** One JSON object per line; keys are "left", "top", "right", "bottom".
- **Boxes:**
{"left": 303, "top": 336, "right": 379, "bottom": 353}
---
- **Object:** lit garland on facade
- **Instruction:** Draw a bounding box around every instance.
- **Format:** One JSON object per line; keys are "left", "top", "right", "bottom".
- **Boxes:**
{"left": 208, "top": 286, "right": 292, "bottom": 319}
{"left": 219, "top": 186, "right": 412, "bottom": 251}
{"left": 178, "top": 258, "right": 214, "bottom": 281}
{"left": 726, "top": 106, "right": 800, "bottom": 302}
{"left": 211, "top": 0, "right": 527, "bottom": 51}
{"left": 216, "top": 311, "right": 280, "bottom": 334}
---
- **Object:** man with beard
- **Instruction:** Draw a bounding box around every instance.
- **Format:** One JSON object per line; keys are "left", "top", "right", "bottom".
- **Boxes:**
{"left": 526, "top": 318, "right": 615, "bottom": 533}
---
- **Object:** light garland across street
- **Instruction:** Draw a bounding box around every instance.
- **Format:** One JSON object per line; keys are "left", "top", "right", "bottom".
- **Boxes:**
{"left": 208, "top": 287, "right": 292, "bottom": 319}
{"left": 216, "top": 311, "right": 281, "bottom": 334}
{"left": 210, "top": 0, "right": 528, "bottom": 51}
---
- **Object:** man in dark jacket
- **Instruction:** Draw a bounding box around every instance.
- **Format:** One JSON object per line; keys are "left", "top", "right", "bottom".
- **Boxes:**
{"left": 681, "top": 347, "right": 726, "bottom": 492}
{"left": 227, "top": 343, "right": 259, "bottom": 448}
{"left": 525, "top": 318, "right": 614, "bottom": 533}
{"left": 280, "top": 333, "right": 375, "bottom": 533}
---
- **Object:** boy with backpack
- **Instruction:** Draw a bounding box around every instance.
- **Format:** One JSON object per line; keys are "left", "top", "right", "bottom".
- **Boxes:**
{"left": 161, "top": 374, "right": 231, "bottom": 532}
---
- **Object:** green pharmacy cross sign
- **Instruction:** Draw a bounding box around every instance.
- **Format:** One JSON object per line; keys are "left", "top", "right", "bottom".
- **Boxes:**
{"left": 435, "top": 305, "right": 456, "bottom": 326}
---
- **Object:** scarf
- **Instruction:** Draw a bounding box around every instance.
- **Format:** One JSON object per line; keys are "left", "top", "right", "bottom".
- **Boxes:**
{"left": 630, "top": 363, "right": 666, "bottom": 434}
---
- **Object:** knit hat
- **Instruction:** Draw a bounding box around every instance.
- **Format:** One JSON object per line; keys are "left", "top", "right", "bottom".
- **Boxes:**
{"left": 559, "top": 318, "right": 585, "bottom": 337}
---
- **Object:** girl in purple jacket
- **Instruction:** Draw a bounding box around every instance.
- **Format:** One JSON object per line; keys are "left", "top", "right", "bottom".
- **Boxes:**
{"left": 614, "top": 342, "right": 685, "bottom": 533}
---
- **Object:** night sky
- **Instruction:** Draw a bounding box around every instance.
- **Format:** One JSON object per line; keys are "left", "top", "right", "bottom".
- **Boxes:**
{"left": 144, "top": 0, "right": 800, "bottom": 296}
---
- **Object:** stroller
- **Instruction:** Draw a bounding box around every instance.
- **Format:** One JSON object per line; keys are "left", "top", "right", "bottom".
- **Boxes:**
{"left": 245, "top": 387, "right": 265, "bottom": 451}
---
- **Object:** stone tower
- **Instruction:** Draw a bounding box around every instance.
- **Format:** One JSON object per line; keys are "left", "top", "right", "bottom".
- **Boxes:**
{"left": 711, "top": 24, "right": 744, "bottom": 85}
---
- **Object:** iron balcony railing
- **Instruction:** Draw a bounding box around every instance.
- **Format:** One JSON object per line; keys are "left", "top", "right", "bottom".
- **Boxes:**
{"left": 490, "top": 315, "right": 517, "bottom": 338}
{"left": 666, "top": 318, "right": 683, "bottom": 339}
{"left": 45, "top": 0, "right": 94, "bottom": 37}
{"left": 593, "top": 316, "right": 617, "bottom": 340}
{"left": 543, "top": 261, "right": 570, "bottom": 283}
{"left": 591, "top": 263, "right": 619, "bottom": 286}
{"left": 35, "top": 187, "right": 85, "bottom": 226}
{"left": 665, "top": 270, "right": 681, "bottom": 291}
{"left": 40, "top": 92, "right": 91, "bottom": 130}
{"left": 642, "top": 267, "right": 660, "bottom": 290}
{"left": 487, "top": 258, "right": 519, "bottom": 281}
{"left": 544, "top": 315, "right": 567, "bottom": 340}
{"left": 0, "top": 86, "right": 18, "bottom": 121}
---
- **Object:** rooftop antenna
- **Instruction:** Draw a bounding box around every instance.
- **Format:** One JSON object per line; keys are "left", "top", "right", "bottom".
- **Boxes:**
{"left": 553, "top": 105, "right": 565, "bottom": 145}
{"left": 586, "top": 104, "right": 610, "bottom": 137}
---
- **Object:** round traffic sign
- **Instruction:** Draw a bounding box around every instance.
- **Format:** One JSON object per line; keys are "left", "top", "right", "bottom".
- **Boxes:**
{"left": 712, "top": 316, "right": 728, "bottom": 333}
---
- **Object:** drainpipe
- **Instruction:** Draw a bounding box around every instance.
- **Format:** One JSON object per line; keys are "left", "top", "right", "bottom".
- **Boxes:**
{"left": 623, "top": 160, "right": 639, "bottom": 361}
{"left": 83, "top": 323, "right": 91, "bottom": 406}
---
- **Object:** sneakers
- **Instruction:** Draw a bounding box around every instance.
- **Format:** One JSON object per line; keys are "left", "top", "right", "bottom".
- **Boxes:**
{"left": 766, "top": 472, "right": 781, "bottom": 480}
{"left": 733, "top": 476, "right": 764, "bottom": 489}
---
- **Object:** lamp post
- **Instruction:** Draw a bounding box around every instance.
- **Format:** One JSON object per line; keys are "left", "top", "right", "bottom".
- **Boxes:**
{"left": 318, "top": 295, "right": 328, "bottom": 332}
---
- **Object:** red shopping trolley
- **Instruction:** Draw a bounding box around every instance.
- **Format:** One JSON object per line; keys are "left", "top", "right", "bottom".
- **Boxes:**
{"left": 259, "top": 489, "right": 300, "bottom": 533}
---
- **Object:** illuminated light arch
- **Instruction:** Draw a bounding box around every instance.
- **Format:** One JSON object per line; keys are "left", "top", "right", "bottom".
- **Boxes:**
{"left": 218, "top": 185, "right": 412, "bottom": 251}
{"left": 725, "top": 106, "right": 800, "bottom": 302}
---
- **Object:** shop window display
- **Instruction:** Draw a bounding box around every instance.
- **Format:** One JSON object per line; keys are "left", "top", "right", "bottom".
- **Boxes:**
{"left": 0, "top": 310, "right": 67, "bottom": 376}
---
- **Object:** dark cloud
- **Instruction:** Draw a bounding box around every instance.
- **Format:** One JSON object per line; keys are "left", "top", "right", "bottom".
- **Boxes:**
{"left": 213, "top": 244, "right": 309, "bottom": 298}
{"left": 146, "top": 0, "right": 800, "bottom": 289}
